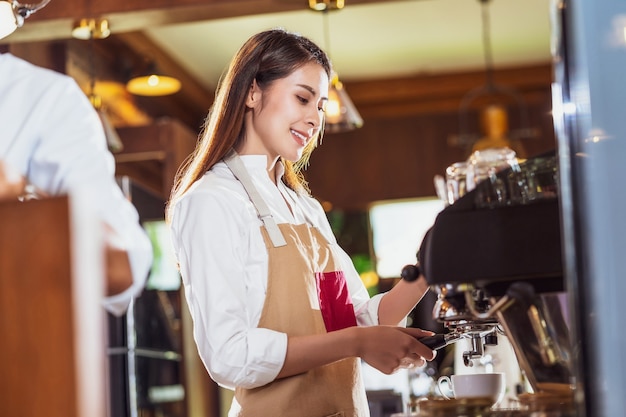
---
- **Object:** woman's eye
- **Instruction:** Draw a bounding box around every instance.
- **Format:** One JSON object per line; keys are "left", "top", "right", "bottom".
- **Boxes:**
{"left": 297, "top": 95, "right": 309, "bottom": 104}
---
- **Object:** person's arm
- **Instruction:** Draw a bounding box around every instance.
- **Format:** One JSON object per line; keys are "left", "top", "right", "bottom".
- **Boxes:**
{"left": 28, "top": 76, "right": 152, "bottom": 315}
{"left": 171, "top": 187, "right": 290, "bottom": 390}
{"left": 2, "top": 159, "right": 140, "bottom": 299}
{"left": 104, "top": 223, "right": 134, "bottom": 296}
{"left": 377, "top": 275, "right": 430, "bottom": 325}
{"left": 308, "top": 196, "right": 430, "bottom": 327}
{"left": 278, "top": 325, "right": 436, "bottom": 378}
{"left": 276, "top": 196, "right": 436, "bottom": 377}
{"left": 105, "top": 248, "right": 133, "bottom": 296}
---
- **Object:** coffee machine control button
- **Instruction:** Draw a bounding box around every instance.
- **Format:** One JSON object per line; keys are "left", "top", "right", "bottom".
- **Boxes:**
{"left": 401, "top": 264, "right": 421, "bottom": 282}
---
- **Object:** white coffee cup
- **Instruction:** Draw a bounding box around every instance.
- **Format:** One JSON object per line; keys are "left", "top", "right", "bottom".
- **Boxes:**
{"left": 437, "top": 373, "right": 505, "bottom": 407}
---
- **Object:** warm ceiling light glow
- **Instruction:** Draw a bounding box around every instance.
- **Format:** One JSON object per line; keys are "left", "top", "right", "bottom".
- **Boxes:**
{"left": 326, "top": 88, "right": 341, "bottom": 118}
{"left": 71, "top": 18, "right": 111, "bottom": 40}
{"left": 147, "top": 75, "right": 159, "bottom": 86}
{"left": 309, "top": 0, "right": 344, "bottom": 11}
{"left": 126, "top": 73, "right": 181, "bottom": 96}
{"left": 313, "top": 4, "right": 363, "bottom": 133}
{"left": 324, "top": 74, "right": 363, "bottom": 133}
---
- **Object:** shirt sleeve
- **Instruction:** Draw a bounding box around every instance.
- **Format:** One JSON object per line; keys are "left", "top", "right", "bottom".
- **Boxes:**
{"left": 29, "top": 77, "right": 152, "bottom": 316}
{"left": 170, "top": 185, "right": 287, "bottom": 389}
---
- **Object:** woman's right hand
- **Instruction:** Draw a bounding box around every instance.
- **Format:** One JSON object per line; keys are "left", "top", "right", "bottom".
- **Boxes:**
{"left": 354, "top": 325, "right": 437, "bottom": 374}
{"left": 279, "top": 325, "right": 437, "bottom": 380}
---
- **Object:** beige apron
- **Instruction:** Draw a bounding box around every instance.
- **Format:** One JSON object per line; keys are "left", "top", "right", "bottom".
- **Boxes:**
{"left": 224, "top": 151, "right": 370, "bottom": 417}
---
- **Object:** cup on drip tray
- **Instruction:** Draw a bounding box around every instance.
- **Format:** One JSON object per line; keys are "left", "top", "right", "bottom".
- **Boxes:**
{"left": 437, "top": 372, "right": 506, "bottom": 408}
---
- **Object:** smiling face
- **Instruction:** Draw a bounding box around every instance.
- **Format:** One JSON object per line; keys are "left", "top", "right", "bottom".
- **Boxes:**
{"left": 238, "top": 62, "right": 329, "bottom": 167}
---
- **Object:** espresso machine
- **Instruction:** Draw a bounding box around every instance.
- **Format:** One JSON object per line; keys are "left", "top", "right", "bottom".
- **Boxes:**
{"left": 403, "top": 1, "right": 626, "bottom": 415}
{"left": 404, "top": 152, "right": 575, "bottom": 415}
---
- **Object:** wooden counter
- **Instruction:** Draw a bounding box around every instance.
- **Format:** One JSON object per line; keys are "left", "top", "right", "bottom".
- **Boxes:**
{"left": 0, "top": 196, "right": 106, "bottom": 417}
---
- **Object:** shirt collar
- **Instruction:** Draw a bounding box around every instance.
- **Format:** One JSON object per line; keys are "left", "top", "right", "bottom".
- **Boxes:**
{"left": 237, "top": 154, "right": 285, "bottom": 183}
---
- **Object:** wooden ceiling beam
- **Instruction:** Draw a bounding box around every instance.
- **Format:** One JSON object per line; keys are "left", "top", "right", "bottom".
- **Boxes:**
{"left": 4, "top": 0, "right": 405, "bottom": 43}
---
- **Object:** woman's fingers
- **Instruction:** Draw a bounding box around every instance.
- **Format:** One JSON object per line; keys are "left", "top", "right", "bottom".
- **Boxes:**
{"left": 398, "top": 352, "right": 426, "bottom": 370}
{"left": 396, "top": 327, "right": 437, "bottom": 360}
{"left": 357, "top": 326, "right": 437, "bottom": 374}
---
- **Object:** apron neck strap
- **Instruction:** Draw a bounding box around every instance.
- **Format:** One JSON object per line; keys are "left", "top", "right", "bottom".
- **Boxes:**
{"left": 223, "top": 149, "right": 287, "bottom": 248}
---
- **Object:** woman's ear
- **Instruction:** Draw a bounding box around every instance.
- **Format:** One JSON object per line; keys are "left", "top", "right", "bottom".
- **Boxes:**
{"left": 245, "top": 79, "right": 261, "bottom": 108}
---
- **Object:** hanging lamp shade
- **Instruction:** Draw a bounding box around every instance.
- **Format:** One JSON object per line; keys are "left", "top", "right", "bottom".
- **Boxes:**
{"left": 126, "top": 61, "right": 181, "bottom": 97}
{"left": 325, "top": 73, "right": 363, "bottom": 133}
{"left": 452, "top": 0, "right": 535, "bottom": 152}
{"left": 310, "top": 3, "right": 363, "bottom": 134}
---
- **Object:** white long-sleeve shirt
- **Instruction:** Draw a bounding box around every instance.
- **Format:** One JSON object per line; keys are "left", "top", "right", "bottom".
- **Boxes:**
{"left": 0, "top": 53, "right": 152, "bottom": 316}
{"left": 170, "top": 155, "right": 384, "bottom": 389}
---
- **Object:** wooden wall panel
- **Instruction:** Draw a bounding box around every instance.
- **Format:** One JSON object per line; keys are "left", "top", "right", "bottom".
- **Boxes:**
{"left": 116, "top": 118, "right": 198, "bottom": 200}
{"left": 306, "top": 66, "right": 556, "bottom": 210}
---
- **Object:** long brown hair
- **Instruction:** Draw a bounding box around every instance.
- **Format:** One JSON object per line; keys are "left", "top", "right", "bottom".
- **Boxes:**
{"left": 166, "top": 28, "right": 331, "bottom": 222}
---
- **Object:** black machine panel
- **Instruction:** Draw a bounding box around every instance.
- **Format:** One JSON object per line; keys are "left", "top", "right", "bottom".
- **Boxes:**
{"left": 418, "top": 152, "right": 564, "bottom": 296}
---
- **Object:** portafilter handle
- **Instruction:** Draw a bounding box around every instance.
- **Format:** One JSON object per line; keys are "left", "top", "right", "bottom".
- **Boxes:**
{"left": 418, "top": 333, "right": 463, "bottom": 351}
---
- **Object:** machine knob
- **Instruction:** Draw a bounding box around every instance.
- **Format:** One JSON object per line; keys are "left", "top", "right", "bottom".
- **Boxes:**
{"left": 401, "top": 264, "right": 421, "bottom": 282}
{"left": 484, "top": 333, "right": 498, "bottom": 346}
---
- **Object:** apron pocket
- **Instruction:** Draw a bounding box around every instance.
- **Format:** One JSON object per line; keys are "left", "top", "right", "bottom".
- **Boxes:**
{"left": 315, "top": 271, "right": 357, "bottom": 332}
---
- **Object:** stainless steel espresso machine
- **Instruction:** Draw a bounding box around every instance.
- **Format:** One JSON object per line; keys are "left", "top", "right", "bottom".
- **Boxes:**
{"left": 407, "top": 152, "right": 576, "bottom": 415}
{"left": 401, "top": 1, "right": 626, "bottom": 415}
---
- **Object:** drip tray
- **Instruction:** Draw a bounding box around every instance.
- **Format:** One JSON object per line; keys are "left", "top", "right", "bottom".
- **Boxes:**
{"left": 412, "top": 395, "right": 575, "bottom": 417}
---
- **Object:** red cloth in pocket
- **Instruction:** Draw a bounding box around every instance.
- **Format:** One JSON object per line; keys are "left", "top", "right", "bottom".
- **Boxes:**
{"left": 315, "top": 271, "right": 357, "bottom": 332}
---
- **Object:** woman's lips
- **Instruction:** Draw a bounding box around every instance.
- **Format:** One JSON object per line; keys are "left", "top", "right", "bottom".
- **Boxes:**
{"left": 290, "top": 129, "right": 309, "bottom": 146}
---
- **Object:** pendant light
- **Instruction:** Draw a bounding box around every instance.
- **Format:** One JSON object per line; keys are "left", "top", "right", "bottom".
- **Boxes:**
{"left": 0, "top": 0, "right": 51, "bottom": 40}
{"left": 77, "top": 22, "right": 124, "bottom": 152}
{"left": 71, "top": 18, "right": 110, "bottom": 40}
{"left": 126, "top": 59, "right": 181, "bottom": 97}
{"left": 311, "top": 2, "right": 363, "bottom": 134}
{"left": 325, "top": 71, "right": 363, "bottom": 133}
{"left": 67, "top": 0, "right": 123, "bottom": 151}
{"left": 309, "top": 0, "right": 344, "bottom": 11}
{"left": 455, "top": 0, "right": 535, "bottom": 154}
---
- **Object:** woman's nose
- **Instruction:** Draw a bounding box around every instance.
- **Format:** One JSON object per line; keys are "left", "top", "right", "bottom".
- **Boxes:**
{"left": 306, "top": 107, "right": 322, "bottom": 130}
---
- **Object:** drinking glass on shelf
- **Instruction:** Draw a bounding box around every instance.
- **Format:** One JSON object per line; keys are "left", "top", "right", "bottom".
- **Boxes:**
{"left": 445, "top": 161, "right": 468, "bottom": 205}
{"left": 524, "top": 155, "right": 559, "bottom": 201}
{"left": 466, "top": 147, "right": 520, "bottom": 208}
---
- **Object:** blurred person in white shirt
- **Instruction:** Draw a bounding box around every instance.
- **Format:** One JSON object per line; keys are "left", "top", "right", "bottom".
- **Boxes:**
{"left": 0, "top": 52, "right": 152, "bottom": 316}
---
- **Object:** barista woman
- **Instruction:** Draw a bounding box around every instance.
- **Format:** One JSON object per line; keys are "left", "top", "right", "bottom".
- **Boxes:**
{"left": 167, "top": 29, "right": 435, "bottom": 416}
